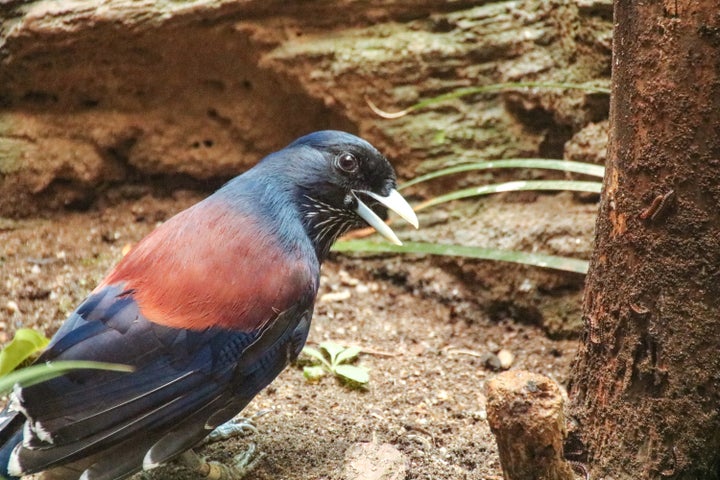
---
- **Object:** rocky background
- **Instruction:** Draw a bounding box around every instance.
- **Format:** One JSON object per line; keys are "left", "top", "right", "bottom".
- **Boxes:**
{"left": 0, "top": 0, "right": 610, "bottom": 216}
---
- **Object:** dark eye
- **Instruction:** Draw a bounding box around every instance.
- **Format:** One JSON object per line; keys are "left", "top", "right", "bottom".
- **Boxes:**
{"left": 335, "top": 152, "right": 359, "bottom": 173}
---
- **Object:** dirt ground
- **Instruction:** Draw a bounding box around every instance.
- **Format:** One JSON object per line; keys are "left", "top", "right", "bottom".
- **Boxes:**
{"left": 0, "top": 188, "right": 594, "bottom": 480}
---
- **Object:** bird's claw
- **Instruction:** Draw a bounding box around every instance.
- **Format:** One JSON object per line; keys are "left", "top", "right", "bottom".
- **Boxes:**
{"left": 229, "top": 443, "right": 265, "bottom": 479}
{"left": 184, "top": 444, "right": 265, "bottom": 480}
{"left": 182, "top": 412, "right": 268, "bottom": 479}
{"left": 205, "top": 413, "right": 264, "bottom": 444}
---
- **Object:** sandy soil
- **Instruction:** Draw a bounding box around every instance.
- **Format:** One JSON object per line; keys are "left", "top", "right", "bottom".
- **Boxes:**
{"left": 0, "top": 190, "right": 592, "bottom": 480}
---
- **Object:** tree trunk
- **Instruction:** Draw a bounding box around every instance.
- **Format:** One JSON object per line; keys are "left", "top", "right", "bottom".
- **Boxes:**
{"left": 569, "top": 1, "right": 720, "bottom": 479}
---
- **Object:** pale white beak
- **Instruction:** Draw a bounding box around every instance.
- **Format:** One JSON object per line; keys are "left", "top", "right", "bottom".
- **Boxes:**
{"left": 353, "top": 189, "right": 419, "bottom": 245}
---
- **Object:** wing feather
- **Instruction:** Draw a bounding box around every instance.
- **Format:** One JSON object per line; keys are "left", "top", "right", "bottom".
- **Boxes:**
{"left": 7, "top": 286, "right": 314, "bottom": 477}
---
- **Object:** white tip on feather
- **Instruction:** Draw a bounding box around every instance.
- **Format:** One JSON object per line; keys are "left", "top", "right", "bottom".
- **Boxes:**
{"left": 9, "top": 384, "right": 25, "bottom": 414}
{"left": 22, "top": 422, "right": 33, "bottom": 447}
{"left": 11, "top": 383, "right": 55, "bottom": 447}
{"left": 142, "top": 449, "right": 162, "bottom": 471}
{"left": 31, "top": 419, "right": 54, "bottom": 444}
{"left": 7, "top": 443, "right": 24, "bottom": 476}
{"left": 20, "top": 415, "right": 54, "bottom": 447}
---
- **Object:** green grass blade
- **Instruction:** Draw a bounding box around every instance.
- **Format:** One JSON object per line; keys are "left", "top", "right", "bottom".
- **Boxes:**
{"left": 333, "top": 240, "right": 589, "bottom": 274}
{"left": 369, "top": 82, "right": 610, "bottom": 118}
{"left": 0, "top": 361, "right": 134, "bottom": 394}
{"left": 400, "top": 159, "right": 605, "bottom": 190}
{"left": 415, "top": 82, "right": 609, "bottom": 110}
{"left": 416, "top": 180, "right": 602, "bottom": 211}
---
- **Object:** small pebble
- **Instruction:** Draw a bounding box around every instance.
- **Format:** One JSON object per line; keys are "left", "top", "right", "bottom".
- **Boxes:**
{"left": 497, "top": 349, "right": 515, "bottom": 370}
{"left": 121, "top": 243, "right": 133, "bottom": 256}
{"left": 339, "top": 269, "right": 360, "bottom": 286}
{"left": 320, "top": 290, "right": 351, "bottom": 303}
{"left": 436, "top": 389, "right": 450, "bottom": 401}
{"left": 6, "top": 300, "right": 20, "bottom": 314}
{"left": 518, "top": 278, "right": 534, "bottom": 292}
{"left": 481, "top": 352, "right": 502, "bottom": 371}
{"left": 101, "top": 230, "right": 121, "bottom": 243}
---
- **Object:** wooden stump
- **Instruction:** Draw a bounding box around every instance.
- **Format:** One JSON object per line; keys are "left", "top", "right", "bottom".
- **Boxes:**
{"left": 485, "top": 371, "right": 575, "bottom": 480}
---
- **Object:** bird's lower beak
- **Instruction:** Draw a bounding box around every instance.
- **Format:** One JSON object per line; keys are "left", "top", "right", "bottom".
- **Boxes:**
{"left": 353, "top": 189, "right": 419, "bottom": 245}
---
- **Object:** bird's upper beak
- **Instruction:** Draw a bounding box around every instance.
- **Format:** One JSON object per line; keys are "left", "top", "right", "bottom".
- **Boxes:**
{"left": 353, "top": 189, "right": 419, "bottom": 245}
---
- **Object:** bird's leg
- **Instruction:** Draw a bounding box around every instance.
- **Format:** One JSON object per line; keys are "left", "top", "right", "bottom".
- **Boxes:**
{"left": 179, "top": 446, "right": 265, "bottom": 480}
{"left": 180, "top": 411, "right": 269, "bottom": 479}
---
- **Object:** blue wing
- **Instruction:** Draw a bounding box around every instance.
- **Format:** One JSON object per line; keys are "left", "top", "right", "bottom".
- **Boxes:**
{"left": 1, "top": 284, "right": 312, "bottom": 479}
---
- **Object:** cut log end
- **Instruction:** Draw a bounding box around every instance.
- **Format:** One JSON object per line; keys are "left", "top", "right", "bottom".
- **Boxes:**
{"left": 485, "top": 370, "right": 575, "bottom": 480}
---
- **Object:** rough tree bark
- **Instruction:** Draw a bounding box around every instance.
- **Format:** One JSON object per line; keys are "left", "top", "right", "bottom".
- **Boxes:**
{"left": 569, "top": 1, "right": 720, "bottom": 479}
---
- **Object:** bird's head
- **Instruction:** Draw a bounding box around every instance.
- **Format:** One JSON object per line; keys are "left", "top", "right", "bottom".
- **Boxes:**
{"left": 271, "top": 130, "right": 418, "bottom": 257}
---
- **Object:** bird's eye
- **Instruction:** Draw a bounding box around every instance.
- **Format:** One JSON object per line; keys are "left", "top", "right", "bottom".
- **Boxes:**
{"left": 334, "top": 152, "right": 359, "bottom": 173}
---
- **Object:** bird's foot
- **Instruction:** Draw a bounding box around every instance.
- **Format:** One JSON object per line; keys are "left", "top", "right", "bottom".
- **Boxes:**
{"left": 179, "top": 446, "right": 265, "bottom": 480}
{"left": 204, "top": 410, "right": 269, "bottom": 444}
{"left": 180, "top": 411, "right": 268, "bottom": 478}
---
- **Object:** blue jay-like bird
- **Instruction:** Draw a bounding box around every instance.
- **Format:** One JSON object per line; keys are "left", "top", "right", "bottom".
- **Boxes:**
{"left": 0, "top": 131, "right": 418, "bottom": 480}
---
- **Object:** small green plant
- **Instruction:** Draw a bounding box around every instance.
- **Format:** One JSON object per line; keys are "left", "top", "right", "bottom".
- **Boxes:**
{"left": 301, "top": 342, "right": 369, "bottom": 387}
{"left": 0, "top": 328, "right": 50, "bottom": 376}
{"left": 0, "top": 328, "right": 134, "bottom": 395}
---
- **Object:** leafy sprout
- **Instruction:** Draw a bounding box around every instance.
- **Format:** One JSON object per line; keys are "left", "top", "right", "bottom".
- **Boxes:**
{"left": 301, "top": 342, "right": 369, "bottom": 388}
{"left": 0, "top": 328, "right": 50, "bottom": 376}
{"left": 0, "top": 328, "right": 134, "bottom": 395}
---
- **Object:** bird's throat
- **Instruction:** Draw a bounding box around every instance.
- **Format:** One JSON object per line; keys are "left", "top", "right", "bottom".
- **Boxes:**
{"left": 298, "top": 194, "right": 358, "bottom": 261}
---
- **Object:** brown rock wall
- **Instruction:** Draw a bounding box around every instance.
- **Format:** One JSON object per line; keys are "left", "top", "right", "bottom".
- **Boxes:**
{"left": 0, "top": 0, "right": 611, "bottom": 216}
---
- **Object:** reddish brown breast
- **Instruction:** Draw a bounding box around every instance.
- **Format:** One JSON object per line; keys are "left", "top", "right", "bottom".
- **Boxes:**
{"left": 98, "top": 199, "right": 317, "bottom": 331}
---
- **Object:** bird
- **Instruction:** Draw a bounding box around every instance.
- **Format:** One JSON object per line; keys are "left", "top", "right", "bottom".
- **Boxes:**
{"left": 0, "top": 130, "right": 418, "bottom": 480}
